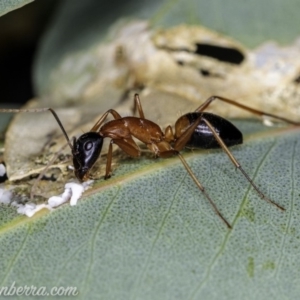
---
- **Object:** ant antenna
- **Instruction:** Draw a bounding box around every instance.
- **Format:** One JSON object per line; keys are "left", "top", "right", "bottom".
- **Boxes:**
{"left": 0, "top": 107, "right": 73, "bottom": 150}
{"left": 48, "top": 108, "right": 73, "bottom": 149}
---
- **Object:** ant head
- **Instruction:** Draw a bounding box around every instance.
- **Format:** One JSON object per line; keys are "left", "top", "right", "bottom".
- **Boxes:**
{"left": 72, "top": 132, "right": 103, "bottom": 181}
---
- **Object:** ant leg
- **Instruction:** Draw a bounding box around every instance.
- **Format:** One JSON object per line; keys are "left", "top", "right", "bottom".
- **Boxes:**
{"left": 113, "top": 138, "right": 140, "bottom": 157}
{"left": 90, "top": 109, "right": 122, "bottom": 132}
{"left": 93, "top": 93, "right": 146, "bottom": 132}
{"left": 195, "top": 95, "right": 300, "bottom": 125}
{"left": 105, "top": 141, "right": 114, "bottom": 179}
{"left": 164, "top": 125, "right": 175, "bottom": 143}
{"left": 153, "top": 142, "right": 231, "bottom": 228}
{"left": 177, "top": 152, "right": 232, "bottom": 229}
{"left": 92, "top": 93, "right": 146, "bottom": 132}
{"left": 133, "top": 94, "right": 145, "bottom": 119}
{"left": 173, "top": 116, "right": 203, "bottom": 151}
{"left": 104, "top": 137, "right": 141, "bottom": 179}
{"left": 202, "top": 117, "right": 285, "bottom": 211}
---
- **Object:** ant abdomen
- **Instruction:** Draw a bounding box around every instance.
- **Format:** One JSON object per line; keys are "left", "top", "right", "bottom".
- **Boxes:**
{"left": 175, "top": 112, "right": 243, "bottom": 149}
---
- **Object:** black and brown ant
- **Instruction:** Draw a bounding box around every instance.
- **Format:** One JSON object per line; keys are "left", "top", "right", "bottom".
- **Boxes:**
{"left": 1, "top": 94, "right": 298, "bottom": 228}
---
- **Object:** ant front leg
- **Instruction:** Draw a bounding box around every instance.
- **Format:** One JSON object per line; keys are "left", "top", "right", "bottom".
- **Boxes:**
{"left": 104, "top": 137, "right": 141, "bottom": 179}
{"left": 195, "top": 95, "right": 300, "bottom": 125}
{"left": 202, "top": 117, "right": 285, "bottom": 211}
{"left": 104, "top": 140, "right": 114, "bottom": 179}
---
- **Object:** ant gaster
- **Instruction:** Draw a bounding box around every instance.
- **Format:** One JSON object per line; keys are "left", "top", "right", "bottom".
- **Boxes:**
{"left": 1, "top": 94, "right": 298, "bottom": 228}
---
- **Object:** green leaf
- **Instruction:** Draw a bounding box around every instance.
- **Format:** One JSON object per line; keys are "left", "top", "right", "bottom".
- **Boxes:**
{"left": 0, "top": 0, "right": 34, "bottom": 17}
{"left": 1, "top": 121, "right": 300, "bottom": 299}
{"left": 2, "top": 1, "right": 299, "bottom": 298}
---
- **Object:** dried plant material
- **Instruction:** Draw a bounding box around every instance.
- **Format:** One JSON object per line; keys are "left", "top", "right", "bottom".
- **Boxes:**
{"left": 0, "top": 185, "right": 12, "bottom": 203}
{"left": 2, "top": 97, "right": 131, "bottom": 200}
{"left": 149, "top": 24, "right": 300, "bottom": 120}
{"left": 46, "top": 20, "right": 300, "bottom": 119}
{"left": 4, "top": 100, "right": 81, "bottom": 181}
{"left": 3, "top": 20, "right": 300, "bottom": 202}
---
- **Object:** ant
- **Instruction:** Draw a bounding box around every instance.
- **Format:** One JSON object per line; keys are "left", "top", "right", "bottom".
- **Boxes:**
{"left": 1, "top": 94, "right": 298, "bottom": 228}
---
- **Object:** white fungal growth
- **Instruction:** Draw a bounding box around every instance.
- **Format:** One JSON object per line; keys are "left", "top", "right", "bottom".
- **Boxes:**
{"left": 48, "top": 181, "right": 93, "bottom": 207}
{"left": 262, "top": 116, "right": 276, "bottom": 127}
{"left": 16, "top": 203, "right": 49, "bottom": 217}
{"left": 0, "top": 164, "right": 6, "bottom": 177}
{"left": 0, "top": 187, "right": 12, "bottom": 204}
{"left": 0, "top": 180, "right": 93, "bottom": 217}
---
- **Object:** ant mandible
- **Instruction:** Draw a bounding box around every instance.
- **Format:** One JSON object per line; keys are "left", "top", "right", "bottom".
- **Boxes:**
{"left": 1, "top": 94, "right": 298, "bottom": 228}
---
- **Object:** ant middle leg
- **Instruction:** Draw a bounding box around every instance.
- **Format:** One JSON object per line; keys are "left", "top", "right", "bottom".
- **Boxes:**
{"left": 195, "top": 95, "right": 300, "bottom": 125}
{"left": 133, "top": 94, "right": 146, "bottom": 119}
{"left": 176, "top": 152, "right": 232, "bottom": 229}
{"left": 90, "top": 109, "right": 122, "bottom": 132}
{"left": 150, "top": 140, "right": 232, "bottom": 228}
{"left": 91, "top": 93, "right": 146, "bottom": 132}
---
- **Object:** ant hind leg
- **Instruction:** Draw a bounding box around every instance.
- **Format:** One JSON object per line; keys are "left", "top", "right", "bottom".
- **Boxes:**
{"left": 195, "top": 95, "right": 300, "bottom": 125}
{"left": 202, "top": 117, "right": 285, "bottom": 211}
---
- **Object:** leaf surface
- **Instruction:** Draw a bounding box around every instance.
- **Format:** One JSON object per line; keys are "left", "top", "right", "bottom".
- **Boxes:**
{"left": 0, "top": 121, "right": 300, "bottom": 300}
{"left": 0, "top": 0, "right": 33, "bottom": 17}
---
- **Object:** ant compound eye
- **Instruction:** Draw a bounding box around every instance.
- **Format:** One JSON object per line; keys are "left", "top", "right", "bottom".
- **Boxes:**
{"left": 84, "top": 141, "right": 93, "bottom": 151}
